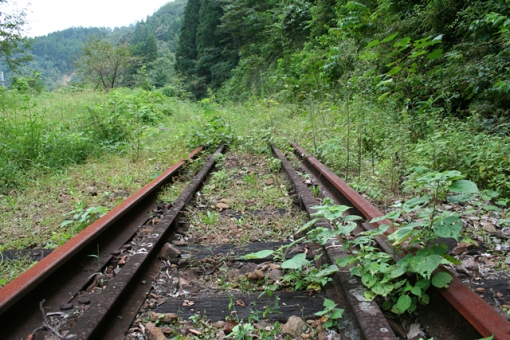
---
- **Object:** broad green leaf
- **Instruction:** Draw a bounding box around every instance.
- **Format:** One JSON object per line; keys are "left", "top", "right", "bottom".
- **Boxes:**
{"left": 371, "top": 210, "right": 400, "bottom": 222}
{"left": 378, "top": 92, "right": 391, "bottom": 101}
{"left": 403, "top": 196, "right": 429, "bottom": 212}
{"left": 394, "top": 294, "right": 412, "bottom": 314}
{"left": 242, "top": 250, "right": 274, "bottom": 259}
{"left": 415, "top": 278, "right": 430, "bottom": 290}
{"left": 427, "top": 48, "right": 443, "bottom": 60}
{"left": 366, "top": 39, "right": 380, "bottom": 48}
{"left": 281, "top": 253, "right": 307, "bottom": 269}
{"left": 394, "top": 37, "right": 410, "bottom": 47}
{"left": 343, "top": 215, "right": 363, "bottom": 221}
{"left": 386, "top": 66, "right": 402, "bottom": 75}
{"left": 362, "top": 272, "right": 377, "bottom": 288}
{"left": 388, "top": 226, "right": 415, "bottom": 246}
{"left": 431, "top": 272, "right": 452, "bottom": 288}
{"left": 411, "top": 285, "right": 422, "bottom": 297}
{"left": 382, "top": 32, "right": 399, "bottom": 43}
{"left": 448, "top": 194, "right": 472, "bottom": 203}
{"left": 364, "top": 290, "right": 377, "bottom": 301}
{"left": 317, "top": 265, "right": 339, "bottom": 277}
{"left": 323, "top": 298, "right": 337, "bottom": 309}
{"left": 330, "top": 309, "right": 344, "bottom": 319}
{"left": 336, "top": 256, "right": 356, "bottom": 267}
{"left": 337, "top": 223, "right": 357, "bottom": 235}
{"left": 449, "top": 180, "right": 479, "bottom": 193}
{"left": 371, "top": 282, "right": 393, "bottom": 296}
{"left": 433, "top": 216, "right": 462, "bottom": 240}
{"left": 409, "top": 50, "right": 427, "bottom": 58}
{"left": 413, "top": 254, "right": 442, "bottom": 279}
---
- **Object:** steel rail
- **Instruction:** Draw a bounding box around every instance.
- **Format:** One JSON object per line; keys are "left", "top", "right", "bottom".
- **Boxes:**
{"left": 0, "top": 147, "right": 202, "bottom": 340}
{"left": 64, "top": 144, "right": 225, "bottom": 339}
{"left": 291, "top": 142, "right": 510, "bottom": 340}
{"left": 271, "top": 143, "right": 397, "bottom": 340}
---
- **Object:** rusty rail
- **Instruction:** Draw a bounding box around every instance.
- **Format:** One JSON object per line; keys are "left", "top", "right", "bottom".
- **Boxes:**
{"left": 0, "top": 147, "right": 202, "bottom": 340}
{"left": 291, "top": 142, "right": 510, "bottom": 340}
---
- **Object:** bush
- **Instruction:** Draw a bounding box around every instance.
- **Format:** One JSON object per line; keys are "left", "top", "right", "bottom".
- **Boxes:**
{"left": 408, "top": 120, "right": 510, "bottom": 197}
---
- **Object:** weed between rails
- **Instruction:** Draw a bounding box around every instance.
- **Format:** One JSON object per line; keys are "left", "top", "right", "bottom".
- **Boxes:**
{"left": 186, "top": 151, "right": 309, "bottom": 245}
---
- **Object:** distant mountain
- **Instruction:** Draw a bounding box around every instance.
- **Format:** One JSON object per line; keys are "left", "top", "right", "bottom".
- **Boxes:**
{"left": 9, "top": 0, "right": 187, "bottom": 90}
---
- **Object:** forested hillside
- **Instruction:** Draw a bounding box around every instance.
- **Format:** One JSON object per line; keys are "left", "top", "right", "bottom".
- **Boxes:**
{"left": 6, "top": 0, "right": 187, "bottom": 90}
{"left": 174, "top": 0, "right": 510, "bottom": 197}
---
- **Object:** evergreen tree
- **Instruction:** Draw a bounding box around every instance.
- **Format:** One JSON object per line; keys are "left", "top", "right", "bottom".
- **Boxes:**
{"left": 145, "top": 32, "right": 159, "bottom": 66}
{"left": 175, "top": 0, "right": 201, "bottom": 77}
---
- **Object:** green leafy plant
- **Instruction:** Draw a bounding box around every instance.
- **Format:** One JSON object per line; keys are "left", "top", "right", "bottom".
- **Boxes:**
{"left": 312, "top": 168, "right": 479, "bottom": 314}
{"left": 60, "top": 204, "right": 109, "bottom": 234}
{"left": 311, "top": 185, "right": 320, "bottom": 197}
{"left": 314, "top": 298, "right": 344, "bottom": 329}
{"left": 202, "top": 211, "right": 220, "bottom": 225}
{"left": 243, "top": 173, "right": 257, "bottom": 187}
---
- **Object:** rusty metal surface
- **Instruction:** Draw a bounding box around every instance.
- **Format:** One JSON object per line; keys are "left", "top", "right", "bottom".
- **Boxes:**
{"left": 292, "top": 142, "right": 510, "bottom": 340}
{"left": 0, "top": 147, "right": 202, "bottom": 340}
{"left": 273, "top": 143, "right": 396, "bottom": 340}
{"left": 64, "top": 145, "right": 224, "bottom": 339}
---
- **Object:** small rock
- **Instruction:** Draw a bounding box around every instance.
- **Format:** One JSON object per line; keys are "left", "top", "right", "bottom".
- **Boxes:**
{"left": 281, "top": 316, "right": 306, "bottom": 337}
{"left": 247, "top": 272, "right": 258, "bottom": 281}
{"left": 452, "top": 243, "right": 469, "bottom": 255}
{"left": 483, "top": 223, "right": 496, "bottom": 233}
{"left": 59, "top": 303, "right": 73, "bottom": 310}
{"left": 223, "top": 320, "right": 238, "bottom": 335}
{"left": 145, "top": 322, "right": 166, "bottom": 340}
{"left": 171, "top": 240, "right": 188, "bottom": 246}
{"left": 150, "top": 312, "right": 161, "bottom": 322}
{"left": 158, "top": 243, "right": 182, "bottom": 260}
{"left": 161, "top": 313, "right": 178, "bottom": 324}
{"left": 254, "top": 269, "right": 265, "bottom": 279}
{"left": 87, "top": 186, "right": 97, "bottom": 196}
{"left": 267, "top": 269, "right": 284, "bottom": 281}
{"left": 475, "top": 287, "right": 485, "bottom": 293}
{"left": 160, "top": 326, "right": 172, "bottom": 335}
{"left": 77, "top": 297, "right": 91, "bottom": 305}
{"left": 216, "top": 203, "right": 229, "bottom": 210}
{"left": 188, "top": 328, "right": 202, "bottom": 335}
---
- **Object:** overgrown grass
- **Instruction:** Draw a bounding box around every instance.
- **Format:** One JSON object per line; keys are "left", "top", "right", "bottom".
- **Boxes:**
{"left": 1, "top": 87, "right": 509, "bottom": 286}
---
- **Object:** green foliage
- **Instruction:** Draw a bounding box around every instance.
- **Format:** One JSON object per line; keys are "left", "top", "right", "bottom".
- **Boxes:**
{"left": 0, "top": 0, "right": 32, "bottom": 70}
{"left": 10, "top": 71, "right": 45, "bottom": 94}
{"left": 306, "top": 169, "right": 477, "bottom": 315}
{"left": 408, "top": 120, "right": 510, "bottom": 196}
{"left": 75, "top": 35, "right": 136, "bottom": 90}
{"left": 57, "top": 203, "right": 108, "bottom": 247}
{"left": 314, "top": 298, "right": 344, "bottom": 329}
{"left": 187, "top": 99, "right": 233, "bottom": 148}
{"left": 86, "top": 88, "right": 167, "bottom": 149}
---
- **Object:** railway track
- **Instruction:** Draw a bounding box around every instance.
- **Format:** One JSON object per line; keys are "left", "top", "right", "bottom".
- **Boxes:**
{"left": 0, "top": 143, "right": 509, "bottom": 340}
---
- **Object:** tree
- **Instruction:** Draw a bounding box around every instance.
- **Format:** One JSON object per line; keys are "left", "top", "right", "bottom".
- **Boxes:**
{"left": 0, "top": 0, "right": 32, "bottom": 70}
{"left": 175, "top": 0, "right": 201, "bottom": 77}
{"left": 76, "top": 36, "right": 135, "bottom": 90}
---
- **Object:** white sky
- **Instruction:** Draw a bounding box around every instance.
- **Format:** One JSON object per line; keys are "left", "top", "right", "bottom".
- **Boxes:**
{"left": 6, "top": 0, "right": 174, "bottom": 37}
